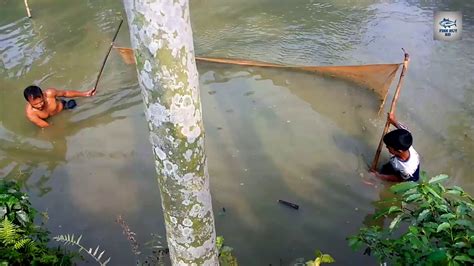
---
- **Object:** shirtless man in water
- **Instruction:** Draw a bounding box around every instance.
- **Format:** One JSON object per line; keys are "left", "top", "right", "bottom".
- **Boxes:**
{"left": 24, "top": 85, "right": 96, "bottom": 128}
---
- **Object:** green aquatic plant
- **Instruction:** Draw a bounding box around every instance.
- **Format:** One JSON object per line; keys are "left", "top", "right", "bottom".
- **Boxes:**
{"left": 54, "top": 234, "right": 110, "bottom": 265}
{"left": 348, "top": 173, "right": 474, "bottom": 265}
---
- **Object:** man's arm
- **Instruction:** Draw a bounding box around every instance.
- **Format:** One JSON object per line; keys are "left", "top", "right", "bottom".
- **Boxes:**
{"left": 370, "top": 170, "right": 403, "bottom": 182}
{"left": 46, "top": 88, "right": 96, "bottom": 98}
{"left": 27, "top": 114, "right": 50, "bottom": 128}
{"left": 388, "top": 113, "right": 408, "bottom": 130}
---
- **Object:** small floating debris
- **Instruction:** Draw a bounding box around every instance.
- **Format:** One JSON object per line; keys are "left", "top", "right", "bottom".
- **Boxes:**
{"left": 278, "top": 200, "right": 299, "bottom": 210}
{"left": 218, "top": 207, "right": 226, "bottom": 216}
{"left": 208, "top": 90, "right": 216, "bottom": 95}
{"left": 240, "top": 183, "right": 244, "bottom": 186}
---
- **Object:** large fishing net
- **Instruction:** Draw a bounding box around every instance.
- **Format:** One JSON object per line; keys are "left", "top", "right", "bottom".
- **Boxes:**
{"left": 114, "top": 47, "right": 402, "bottom": 112}
{"left": 195, "top": 57, "right": 401, "bottom": 112}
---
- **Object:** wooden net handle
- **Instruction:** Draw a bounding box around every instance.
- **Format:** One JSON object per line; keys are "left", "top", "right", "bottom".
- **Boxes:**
{"left": 370, "top": 50, "right": 410, "bottom": 171}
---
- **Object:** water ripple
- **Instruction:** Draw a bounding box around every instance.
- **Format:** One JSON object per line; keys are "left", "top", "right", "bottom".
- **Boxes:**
{"left": 0, "top": 17, "right": 46, "bottom": 78}
{"left": 193, "top": 0, "right": 377, "bottom": 66}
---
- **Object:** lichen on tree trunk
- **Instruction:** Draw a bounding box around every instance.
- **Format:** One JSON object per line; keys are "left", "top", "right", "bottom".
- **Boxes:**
{"left": 123, "top": 0, "right": 218, "bottom": 264}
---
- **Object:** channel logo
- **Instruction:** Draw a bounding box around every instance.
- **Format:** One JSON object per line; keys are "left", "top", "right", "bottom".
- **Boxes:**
{"left": 434, "top": 11, "right": 462, "bottom": 41}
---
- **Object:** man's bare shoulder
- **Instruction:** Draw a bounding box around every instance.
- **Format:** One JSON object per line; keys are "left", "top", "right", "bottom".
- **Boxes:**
{"left": 25, "top": 103, "right": 32, "bottom": 113}
{"left": 25, "top": 104, "right": 37, "bottom": 118}
{"left": 44, "top": 88, "right": 58, "bottom": 97}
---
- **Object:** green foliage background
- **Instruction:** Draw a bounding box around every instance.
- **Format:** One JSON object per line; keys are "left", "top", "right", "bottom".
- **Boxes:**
{"left": 0, "top": 180, "right": 76, "bottom": 265}
{"left": 349, "top": 174, "right": 474, "bottom": 266}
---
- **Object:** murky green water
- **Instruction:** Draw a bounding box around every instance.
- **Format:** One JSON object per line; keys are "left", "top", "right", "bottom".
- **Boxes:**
{"left": 1, "top": 0, "right": 473, "bottom": 265}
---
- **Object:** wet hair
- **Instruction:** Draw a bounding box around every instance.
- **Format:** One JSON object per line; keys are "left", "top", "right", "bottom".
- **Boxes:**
{"left": 23, "top": 85, "right": 43, "bottom": 101}
{"left": 383, "top": 129, "right": 413, "bottom": 151}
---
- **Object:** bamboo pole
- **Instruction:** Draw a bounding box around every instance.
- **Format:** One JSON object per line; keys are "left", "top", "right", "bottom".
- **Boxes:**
{"left": 370, "top": 49, "right": 410, "bottom": 171}
{"left": 92, "top": 19, "right": 123, "bottom": 94}
{"left": 24, "top": 0, "right": 32, "bottom": 18}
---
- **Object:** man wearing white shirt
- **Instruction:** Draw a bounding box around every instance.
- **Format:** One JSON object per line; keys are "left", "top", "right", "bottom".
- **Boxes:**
{"left": 371, "top": 113, "right": 421, "bottom": 182}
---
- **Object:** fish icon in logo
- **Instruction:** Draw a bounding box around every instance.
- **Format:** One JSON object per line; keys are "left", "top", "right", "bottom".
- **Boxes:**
{"left": 439, "top": 18, "right": 457, "bottom": 28}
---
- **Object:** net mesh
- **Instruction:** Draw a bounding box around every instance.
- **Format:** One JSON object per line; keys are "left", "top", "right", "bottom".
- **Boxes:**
{"left": 114, "top": 48, "right": 401, "bottom": 111}
{"left": 195, "top": 57, "right": 401, "bottom": 112}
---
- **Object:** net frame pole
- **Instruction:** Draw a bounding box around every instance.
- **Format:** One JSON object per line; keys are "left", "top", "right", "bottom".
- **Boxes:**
{"left": 370, "top": 49, "right": 410, "bottom": 171}
{"left": 24, "top": 0, "right": 32, "bottom": 18}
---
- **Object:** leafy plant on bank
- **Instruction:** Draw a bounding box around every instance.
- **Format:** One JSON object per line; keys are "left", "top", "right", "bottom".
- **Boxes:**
{"left": 0, "top": 180, "right": 76, "bottom": 265}
{"left": 348, "top": 173, "right": 474, "bottom": 265}
{"left": 306, "top": 250, "right": 335, "bottom": 266}
{"left": 217, "top": 236, "right": 238, "bottom": 266}
{"left": 0, "top": 179, "right": 35, "bottom": 227}
{"left": 54, "top": 234, "right": 110, "bottom": 265}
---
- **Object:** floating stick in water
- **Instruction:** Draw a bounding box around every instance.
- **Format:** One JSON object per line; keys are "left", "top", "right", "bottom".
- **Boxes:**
{"left": 278, "top": 200, "right": 299, "bottom": 210}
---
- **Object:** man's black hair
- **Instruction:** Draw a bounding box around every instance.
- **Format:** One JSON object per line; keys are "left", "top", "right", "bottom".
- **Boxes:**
{"left": 383, "top": 129, "right": 413, "bottom": 151}
{"left": 23, "top": 85, "right": 43, "bottom": 101}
